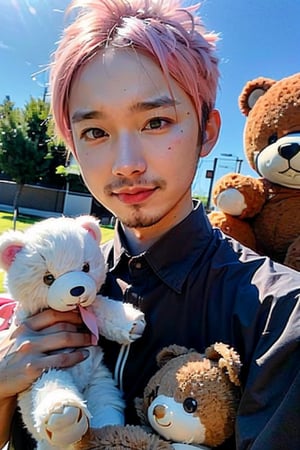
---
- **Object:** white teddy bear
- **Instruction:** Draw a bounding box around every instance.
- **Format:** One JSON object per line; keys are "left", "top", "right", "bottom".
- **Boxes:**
{"left": 0, "top": 215, "right": 145, "bottom": 450}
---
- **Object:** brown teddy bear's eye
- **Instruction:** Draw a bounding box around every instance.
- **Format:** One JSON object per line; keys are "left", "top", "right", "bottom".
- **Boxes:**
{"left": 43, "top": 273, "right": 55, "bottom": 286}
{"left": 183, "top": 397, "right": 198, "bottom": 413}
{"left": 82, "top": 263, "right": 90, "bottom": 273}
{"left": 268, "top": 133, "right": 278, "bottom": 145}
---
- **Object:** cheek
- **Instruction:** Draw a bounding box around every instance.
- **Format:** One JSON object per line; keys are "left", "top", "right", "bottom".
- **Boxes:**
{"left": 76, "top": 147, "right": 106, "bottom": 170}
{"left": 76, "top": 154, "right": 106, "bottom": 187}
{"left": 165, "top": 129, "right": 197, "bottom": 160}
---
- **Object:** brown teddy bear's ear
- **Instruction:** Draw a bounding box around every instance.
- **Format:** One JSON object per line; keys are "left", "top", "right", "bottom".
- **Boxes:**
{"left": 238, "top": 77, "right": 276, "bottom": 116}
{"left": 205, "top": 342, "right": 242, "bottom": 386}
{"left": 156, "top": 344, "right": 192, "bottom": 368}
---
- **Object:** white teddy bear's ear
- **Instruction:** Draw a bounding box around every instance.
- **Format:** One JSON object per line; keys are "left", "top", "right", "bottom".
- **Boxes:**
{"left": 75, "top": 215, "right": 102, "bottom": 244}
{"left": 0, "top": 231, "right": 26, "bottom": 271}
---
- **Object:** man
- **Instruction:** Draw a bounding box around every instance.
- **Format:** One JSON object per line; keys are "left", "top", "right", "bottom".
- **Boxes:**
{"left": 1, "top": 0, "right": 299, "bottom": 448}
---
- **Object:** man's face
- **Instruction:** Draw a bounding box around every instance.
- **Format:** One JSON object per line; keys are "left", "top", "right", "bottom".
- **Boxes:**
{"left": 69, "top": 48, "right": 216, "bottom": 230}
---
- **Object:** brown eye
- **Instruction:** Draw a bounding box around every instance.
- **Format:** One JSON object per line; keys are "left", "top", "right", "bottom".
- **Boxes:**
{"left": 82, "top": 263, "right": 90, "bottom": 273}
{"left": 43, "top": 273, "right": 55, "bottom": 286}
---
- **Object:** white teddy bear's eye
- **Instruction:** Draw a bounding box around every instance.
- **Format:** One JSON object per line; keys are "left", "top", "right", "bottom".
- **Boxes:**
{"left": 43, "top": 273, "right": 55, "bottom": 286}
{"left": 82, "top": 263, "right": 90, "bottom": 273}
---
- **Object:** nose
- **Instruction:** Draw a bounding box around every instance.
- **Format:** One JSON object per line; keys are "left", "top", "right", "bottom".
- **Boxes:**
{"left": 153, "top": 405, "right": 166, "bottom": 419}
{"left": 70, "top": 286, "right": 85, "bottom": 297}
{"left": 278, "top": 142, "right": 300, "bottom": 160}
{"left": 112, "top": 132, "right": 146, "bottom": 177}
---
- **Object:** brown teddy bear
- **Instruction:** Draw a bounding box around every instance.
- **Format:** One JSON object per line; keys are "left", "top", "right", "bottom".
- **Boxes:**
{"left": 76, "top": 342, "right": 241, "bottom": 449}
{"left": 208, "top": 73, "right": 300, "bottom": 271}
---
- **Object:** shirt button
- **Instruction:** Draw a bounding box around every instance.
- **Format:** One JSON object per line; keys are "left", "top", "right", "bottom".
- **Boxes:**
{"left": 135, "top": 262, "right": 142, "bottom": 269}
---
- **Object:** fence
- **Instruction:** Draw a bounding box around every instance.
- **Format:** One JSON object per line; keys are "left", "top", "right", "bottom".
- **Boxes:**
{"left": 0, "top": 181, "right": 113, "bottom": 221}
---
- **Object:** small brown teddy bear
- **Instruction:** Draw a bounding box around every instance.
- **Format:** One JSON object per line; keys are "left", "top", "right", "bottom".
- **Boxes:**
{"left": 208, "top": 72, "right": 300, "bottom": 271}
{"left": 77, "top": 342, "right": 241, "bottom": 449}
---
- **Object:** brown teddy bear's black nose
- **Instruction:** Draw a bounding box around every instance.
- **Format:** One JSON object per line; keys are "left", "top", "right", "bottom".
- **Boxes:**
{"left": 278, "top": 142, "right": 300, "bottom": 160}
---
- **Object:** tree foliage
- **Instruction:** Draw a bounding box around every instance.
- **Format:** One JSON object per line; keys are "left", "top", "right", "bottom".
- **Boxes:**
{"left": 0, "top": 95, "right": 71, "bottom": 184}
{"left": 0, "top": 96, "right": 70, "bottom": 227}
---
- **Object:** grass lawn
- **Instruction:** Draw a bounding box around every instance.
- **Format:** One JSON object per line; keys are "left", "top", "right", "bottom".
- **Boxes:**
{"left": 0, "top": 211, "right": 115, "bottom": 294}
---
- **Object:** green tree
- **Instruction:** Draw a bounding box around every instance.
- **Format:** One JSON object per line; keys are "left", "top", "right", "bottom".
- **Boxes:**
{"left": 0, "top": 96, "right": 54, "bottom": 227}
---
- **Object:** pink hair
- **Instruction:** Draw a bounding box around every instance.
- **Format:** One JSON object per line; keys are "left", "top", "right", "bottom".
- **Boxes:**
{"left": 50, "top": 0, "right": 219, "bottom": 151}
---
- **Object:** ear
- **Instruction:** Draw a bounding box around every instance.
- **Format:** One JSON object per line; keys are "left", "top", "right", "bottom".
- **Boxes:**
{"left": 238, "top": 77, "right": 276, "bottom": 116}
{"left": 76, "top": 215, "right": 102, "bottom": 244}
{"left": 200, "top": 109, "right": 221, "bottom": 157}
{"left": 156, "top": 344, "right": 191, "bottom": 368}
{"left": 205, "top": 342, "right": 241, "bottom": 386}
{"left": 0, "top": 234, "right": 25, "bottom": 271}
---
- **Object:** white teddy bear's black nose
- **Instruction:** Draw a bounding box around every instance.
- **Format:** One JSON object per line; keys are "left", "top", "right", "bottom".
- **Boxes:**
{"left": 70, "top": 286, "right": 85, "bottom": 297}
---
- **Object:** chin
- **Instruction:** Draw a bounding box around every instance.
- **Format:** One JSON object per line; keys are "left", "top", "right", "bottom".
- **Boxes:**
{"left": 119, "top": 209, "right": 163, "bottom": 229}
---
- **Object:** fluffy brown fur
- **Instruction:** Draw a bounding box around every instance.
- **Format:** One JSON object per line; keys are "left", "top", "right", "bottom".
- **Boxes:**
{"left": 208, "top": 73, "right": 300, "bottom": 270}
{"left": 76, "top": 425, "right": 173, "bottom": 449}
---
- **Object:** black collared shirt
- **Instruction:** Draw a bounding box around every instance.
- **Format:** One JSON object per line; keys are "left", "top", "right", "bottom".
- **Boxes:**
{"left": 10, "top": 201, "right": 300, "bottom": 449}
{"left": 99, "top": 201, "right": 300, "bottom": 449}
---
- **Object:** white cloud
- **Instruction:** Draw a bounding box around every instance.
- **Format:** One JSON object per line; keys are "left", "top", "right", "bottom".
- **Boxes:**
{"left": 0, "top": 41, "right": 10, "bottom": 50}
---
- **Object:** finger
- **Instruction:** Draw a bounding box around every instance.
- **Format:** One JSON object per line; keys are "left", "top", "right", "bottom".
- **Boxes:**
{"left": 0, "top": 348, "right": 89, "bottom": 397}
{"left": 39, "top": 322, "right": 80, "bottom": 335}
{"left": 26, "top": 348, "right": 90, "bottom": 373}
{"left": 14, "top": 329, "right": 91, "bottom": 356}
{"left": 25, "top": 309, "right": 83, "bottom": 331}
{"left": 43, "top": 331, "right": 92, "bottom": 352}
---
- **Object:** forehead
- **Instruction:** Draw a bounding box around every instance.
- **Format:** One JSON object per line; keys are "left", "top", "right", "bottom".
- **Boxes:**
{"left": 69, "top": 47, "right": 192, "bottom": 114}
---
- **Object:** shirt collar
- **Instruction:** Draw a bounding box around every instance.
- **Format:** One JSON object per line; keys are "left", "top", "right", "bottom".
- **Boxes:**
{"left": 110, "top": 201, "right": 214, "bottom": 293}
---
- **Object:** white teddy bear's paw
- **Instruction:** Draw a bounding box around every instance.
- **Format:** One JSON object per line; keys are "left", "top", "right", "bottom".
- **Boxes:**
{"left": 40, "top": 404, "right": 89, "bottom": 446}
{"left": 129, "top": 317, "right": 146, "bottom": 341}
{"left": 118, "top": 304, "right": 146, "bottom": 343}
{"left": 94, "top": 296, "right": 146, "bottom": 344}
{"left": 216, "top": 188, "right": 247, "bottom": 216}
{"left": 34, "top": 389, "right": 91, "bottom": 447}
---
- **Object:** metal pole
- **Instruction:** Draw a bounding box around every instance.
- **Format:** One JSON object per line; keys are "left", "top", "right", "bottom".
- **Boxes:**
{"left": 236, "top": 159, "right": 243, "bottom": 173}
{"left": 206, "top": 157, "right": 218, "bottom": 211}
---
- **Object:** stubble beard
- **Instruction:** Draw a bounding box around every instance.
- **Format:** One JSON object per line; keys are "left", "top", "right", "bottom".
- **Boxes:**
{"left": 117, "top": 204, "right": 163, "bottom": 228}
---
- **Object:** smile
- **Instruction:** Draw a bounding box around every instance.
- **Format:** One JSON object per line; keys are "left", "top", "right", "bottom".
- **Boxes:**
{"left": 116, "top": 188, "right": 157, "bottom": 204}
{"left": 155, "top": 418, "right": 171, "bottom": 428}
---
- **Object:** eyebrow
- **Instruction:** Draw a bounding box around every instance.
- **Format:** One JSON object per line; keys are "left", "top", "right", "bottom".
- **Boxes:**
{"left": 130, "top": 96, "right": 180, "bottom": 113}
{"left": 71, "top": 96, "right": 179, "bottom": 124}
{"left": 71, "top": 110, "right": 104, "bottom": 124}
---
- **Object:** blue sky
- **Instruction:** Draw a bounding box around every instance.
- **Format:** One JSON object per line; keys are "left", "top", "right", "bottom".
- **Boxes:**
{"left": 1, "top": 0, "right": 300, "bottom": 197}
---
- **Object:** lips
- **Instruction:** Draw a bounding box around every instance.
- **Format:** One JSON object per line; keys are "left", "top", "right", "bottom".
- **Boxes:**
{"left": 115, "top": 187, "right": 157, "bottom": 204}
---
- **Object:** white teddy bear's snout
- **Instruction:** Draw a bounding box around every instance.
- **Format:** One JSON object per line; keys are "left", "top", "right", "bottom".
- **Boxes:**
{"left": 47, "top": 271, "right": 97, "bottom": 311}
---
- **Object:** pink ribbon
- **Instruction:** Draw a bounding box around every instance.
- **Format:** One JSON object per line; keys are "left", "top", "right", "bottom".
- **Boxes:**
{"left": 78, "top": 305, "right": 99, "bottom": 345}
{"left": 0, "top": 297, "right": 17, "bottom": 331}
